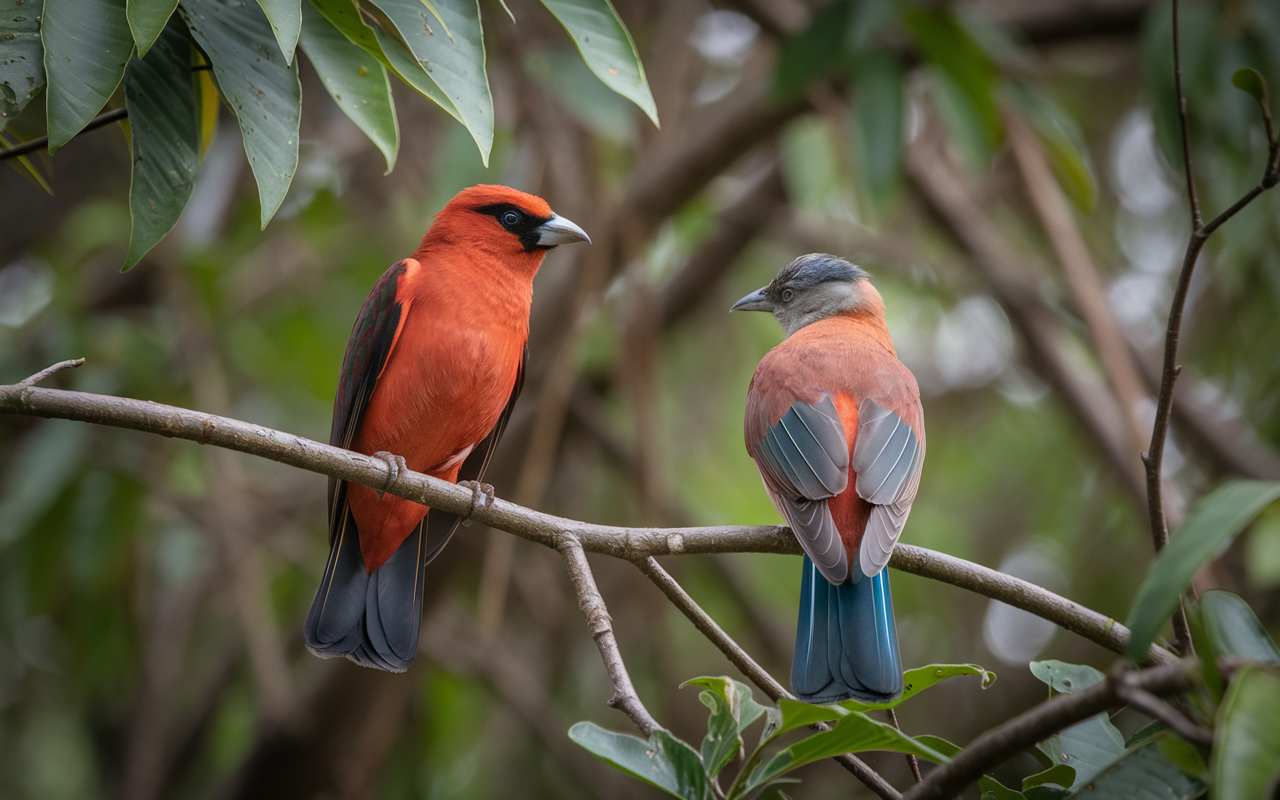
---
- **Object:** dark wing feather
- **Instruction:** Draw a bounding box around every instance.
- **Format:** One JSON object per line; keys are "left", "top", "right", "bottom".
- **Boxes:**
{"left": 326, "top": 260, "right": 408, "bottom": 539}
{"left": 851, "top": 398, "right": 923, "bottom": 577}
{"left": 747, "top": 394, "right": 851, "bottom": 584}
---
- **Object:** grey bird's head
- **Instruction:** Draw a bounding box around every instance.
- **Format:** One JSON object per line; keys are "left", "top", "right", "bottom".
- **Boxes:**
{"left": 731, "top": 254, "right": 877, "bottom": 336}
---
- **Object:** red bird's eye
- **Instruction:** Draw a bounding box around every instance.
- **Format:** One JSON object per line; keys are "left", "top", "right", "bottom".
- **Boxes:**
{"left": 781, "top": 289, "right": 794, "bottom": 302}
{"left": 502, "top": 211, "right": 520, "bottom": 226}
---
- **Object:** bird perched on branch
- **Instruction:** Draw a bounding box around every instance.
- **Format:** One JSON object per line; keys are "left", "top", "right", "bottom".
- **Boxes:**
{"left": 305, "top": 185, "right": 589, "bottom": 671}
{"left": 734, "top": 254, "right": 924, "bottom": 703}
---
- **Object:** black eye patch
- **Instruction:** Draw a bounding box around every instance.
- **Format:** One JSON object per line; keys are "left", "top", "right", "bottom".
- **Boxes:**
{"left": 475, "top": 203, "right": 551, "bottom": 251}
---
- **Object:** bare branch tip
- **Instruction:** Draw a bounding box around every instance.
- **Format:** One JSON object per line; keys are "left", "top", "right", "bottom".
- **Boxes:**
{"left": 16, "top": 358, "right": 87, "bottom": 389}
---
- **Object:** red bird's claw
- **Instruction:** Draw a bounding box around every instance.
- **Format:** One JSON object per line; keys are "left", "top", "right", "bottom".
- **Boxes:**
{"left": 373, "top": 451, "right": 407, "bottom": 499}
{"left": 458, "top": 480, "right": 495, "bottom": 522}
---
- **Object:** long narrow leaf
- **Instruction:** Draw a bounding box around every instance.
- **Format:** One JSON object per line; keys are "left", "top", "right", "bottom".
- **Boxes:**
{"left": 364, "top": 0, "right": 491, "bottom": 162}
{"left": 121, "top": 22, "right": 199, "bottom": 270}
{"left": 182, "top": 0, "right": 301, "bottom": 227}
{"left": 254, "top": 0, "right": 302, "bottom": 63}
{"left": 1126, "top": 480, "right": 1280, "bottom": 660}
{"left": 42, "top": 0, "right": 133, "bottom": 151}
{"left": 126, "top": 0, "right": 180, "bottom": 56}
{"left": 539, "top": 0, "right": 658, "bottom": 127}
{"left": 0, "top": 0, "right": 46, "bottom": 131}
{"left": 299, "top": 4, "right": 397, "bottom": 172}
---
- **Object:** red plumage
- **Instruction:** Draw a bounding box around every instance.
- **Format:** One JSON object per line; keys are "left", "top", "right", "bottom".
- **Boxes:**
{"left": 305, "top": 185, "right": 588, "bottom": 671}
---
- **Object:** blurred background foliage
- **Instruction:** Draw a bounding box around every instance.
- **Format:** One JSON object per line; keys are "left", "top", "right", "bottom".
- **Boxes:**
{"left": 1, "top": 0, "right": 1280, "bottom": 798}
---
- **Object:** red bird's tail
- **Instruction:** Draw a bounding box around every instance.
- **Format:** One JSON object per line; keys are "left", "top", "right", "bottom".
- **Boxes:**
{"left": 303, "top": 484, "right": 457, "bottom": 670}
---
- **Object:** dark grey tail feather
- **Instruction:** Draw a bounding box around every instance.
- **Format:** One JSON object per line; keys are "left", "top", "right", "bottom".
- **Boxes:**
{"left": 791, "top": 555, "right": 903, "bottom": 704}
{"left": 305, "top": 499, "right": 462, "bottom": 672}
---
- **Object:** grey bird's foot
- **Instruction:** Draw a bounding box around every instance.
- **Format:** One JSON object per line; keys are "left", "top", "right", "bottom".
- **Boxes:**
{"left": 373, "top": 451, "right": 408, "bottom": 499}
{"left": 457, "top": 480, "right": 495, "bottom": 525}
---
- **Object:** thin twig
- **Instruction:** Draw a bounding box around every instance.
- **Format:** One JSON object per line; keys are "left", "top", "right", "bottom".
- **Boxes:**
{"left": 0, "top": 108, "right": 128, "bottom": 162}
{"left": 0, "top": 379, "right": 1178, "bottom": 665}
{"left": 1172, "top": 0, "right": 1201, "bottom": 230}
{"left": 635, "top": 557, "right": 902, "bottom": 800}
{"left": 1143, "top": 0, "right": 1280, "bottom": 656}
{"left": 886, "top": 708, "right": 923, "bottom": 783}
{"left": 1113, "top": 682, "right": 1213, "bottom": 747}
{"left": 556, "top": 534, "right": 660, "bottom": 736}
{"left": 901, "top": 662, "right": 1197, "bottom": 800}
{"left": 16, "top": 358, "right": 85, "bottom": 388}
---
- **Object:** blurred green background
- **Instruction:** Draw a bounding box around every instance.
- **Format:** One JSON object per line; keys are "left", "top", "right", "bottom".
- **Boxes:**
{"left": 2, "top": 0, "right": 1280, "bottom": 798}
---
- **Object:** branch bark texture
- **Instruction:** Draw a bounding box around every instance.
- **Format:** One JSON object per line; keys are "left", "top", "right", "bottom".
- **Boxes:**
{"left": 0, "top": 381, "right": 1176, "bottom": 666}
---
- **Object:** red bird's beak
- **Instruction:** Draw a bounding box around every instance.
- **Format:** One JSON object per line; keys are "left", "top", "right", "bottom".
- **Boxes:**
{"left": 731, "top": 287, "right": 774, "bottom": 312}
{"left": 536, "top": 214, "right": 591, "bottom": 247}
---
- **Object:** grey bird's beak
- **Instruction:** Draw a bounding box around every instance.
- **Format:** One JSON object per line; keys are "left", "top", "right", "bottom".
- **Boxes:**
{"left": 731, "top": 287, "right": 774, "bottom": 312}
{"left": 536, "top": 214, "right": 591, "bottom": 247}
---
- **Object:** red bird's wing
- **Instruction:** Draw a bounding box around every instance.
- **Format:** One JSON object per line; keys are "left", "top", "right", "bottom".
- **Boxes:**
{"left": 850, "top": 397, "right": 923, "bottom": 577}
{"left": 327, "top": 260, "right": 410, "bottom": 538}
{"left": 746, "top": 392, "right": 852, "bottom": 584}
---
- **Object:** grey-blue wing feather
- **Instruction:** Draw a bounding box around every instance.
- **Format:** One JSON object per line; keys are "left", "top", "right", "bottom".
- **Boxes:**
{"left": 750, "top": 395, "right": 850, "bottom": 584}
{"left": 852, "top": 398, "right": 923, "bottom": 577}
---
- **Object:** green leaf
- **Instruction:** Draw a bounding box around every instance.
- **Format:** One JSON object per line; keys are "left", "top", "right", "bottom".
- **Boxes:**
{"left": 681, "top": 676, "right": 768, "bottom": 732}
{"left": 1185, "top": 601, "right": 1225, "bottom": 704}
{"left": 1213, "top": 666, "right": 1280, "bottom": 800}
{"left": 254, "top": 0, "right": 302, "bottom": 63}
{"left": 747, "top": 712, "right": 950, "bottom": 794}
{"left": 126, "top": 0, "right": 180, "bottom": 56}
{"left": 929, "top": 67, "right": 994, "bottom": 171}
{"left": 569, "top": 722, "right": 710, "bottom": 800}
{"left": 902, "top": 6, "right": 1000, "bottom": 157}
{"left": 773, "top": 697, "right": 845, "bottom": 737}
{"left": 696, "top": 690, "right": 741, "bottom": 779}
{"left": 42, "top": 0, "right": 133, "bottom": 152}
{"left": 1199, "top": 590, "right": 1280, "bottom": 664}
{"left": 841, "top": 663, "right": 996, "bottom": 712}
{"left": 0, "top": 130, "right": 52, "bottom": 192}
{"left": 1030, "top": 661, "right": 1105, "bottom": 694}
{"left": 773, "top": 0, "right": 851, "bottom": 101}
{"left": 1124, "top": 721, "right": 1165, "bottom": 750}
{"left": 1231, "top": 67, "right": 1270, "bottom": 107}
{"left": 364, "top": 0, "right": 491, "bottom": 162}
{"left": 1037, "top": 713, "right": 1126, "bottom": 788}
{"left": 0, "top": 0, "right": 47, "bottom": 131}
{"left": 1126, "top": 480, "right": 1280, "bottom": 661}
{"left": 915, "top": 734, "right": 962, "bottom": 759}
{"left": 980, "top": 775, "right": 1026, "bottom": 800}
{"left": 299, "top": 4, "right": 397, "bottom": 172}
{"left": 182, "top": 0, "right": 302, "bottom": 227}
{"left": 1023, "top": 764, "right": 1075, "bottom": 792}
{"left": 539, "top": 0, "right": 658, "bottom": 128}
{"left": 1157, "top": 735, "right": 1209, "bottom": 783}
{"left": 851, "top": 49, "right": 904, "bottom": 212}
{"left": 121, "top": 22, "right": 199, "bottom": 270}
{"left": 307, "top": 0, "right": 455, "bottom": 121}
{"left": 1076, "top": 742, "right": 1206, "bottom": 800}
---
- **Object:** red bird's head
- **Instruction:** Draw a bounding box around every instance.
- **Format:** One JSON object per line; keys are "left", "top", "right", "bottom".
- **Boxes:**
{"left": 418, "top": 185, "right": 590, "bottom": 272}
{"left": 731, "top": 254, "right": 886, "bottom": 337}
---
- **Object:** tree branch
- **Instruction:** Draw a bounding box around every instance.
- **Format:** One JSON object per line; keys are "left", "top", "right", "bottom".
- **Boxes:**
{"left": 901, "top": 661, "right": 1197, "bottom": 800}
{"left": 1143, "top": 0, "right": 1280, "bottom": 655}
{"left": 0, "top": 380, "right": 1177, "bottom": 666}
{"left": 556, "top": 534, "right": 660, "bottom": 736}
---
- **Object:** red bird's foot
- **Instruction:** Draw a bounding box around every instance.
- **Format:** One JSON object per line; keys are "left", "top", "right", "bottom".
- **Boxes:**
{"left": 373, "top": 451, "right": 408, "bottom": 499}
{"left": 457, "top": 480, "right": 495, "bottom": 526}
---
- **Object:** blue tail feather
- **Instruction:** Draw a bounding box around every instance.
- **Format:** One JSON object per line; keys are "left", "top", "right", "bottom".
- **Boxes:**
{"left": 791, "top": 555, "right": 902, "bottom": 703}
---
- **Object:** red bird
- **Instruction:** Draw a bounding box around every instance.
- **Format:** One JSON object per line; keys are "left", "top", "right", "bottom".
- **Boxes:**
{"left": 305, "top": 185, "right": 589, "bottom": 671}
{"left": 734, "top": 254, "right": 924, "bottom": 702}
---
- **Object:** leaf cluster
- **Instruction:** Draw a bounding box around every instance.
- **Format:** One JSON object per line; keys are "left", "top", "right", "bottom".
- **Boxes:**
{"left": 0, "top": 0, "right": 657, "bottom": 269}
